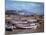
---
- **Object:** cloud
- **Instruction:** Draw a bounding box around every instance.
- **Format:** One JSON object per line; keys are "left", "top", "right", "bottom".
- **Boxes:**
{"left": 10, "top": 0, "right": 44, "bottom": 2}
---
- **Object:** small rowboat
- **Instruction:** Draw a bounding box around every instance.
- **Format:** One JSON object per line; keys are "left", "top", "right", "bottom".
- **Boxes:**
{"left": 10, "top": 20, "right": 39, "bottom": 29}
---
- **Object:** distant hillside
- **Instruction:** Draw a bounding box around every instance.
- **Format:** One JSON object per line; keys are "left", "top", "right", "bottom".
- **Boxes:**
{"left": 5, "top": 10, "right": 44, "bottom": 16}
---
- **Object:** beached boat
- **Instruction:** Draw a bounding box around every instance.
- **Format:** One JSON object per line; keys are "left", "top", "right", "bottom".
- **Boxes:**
{"left": 10, "top": 19, "right": 39, "bottom": 29}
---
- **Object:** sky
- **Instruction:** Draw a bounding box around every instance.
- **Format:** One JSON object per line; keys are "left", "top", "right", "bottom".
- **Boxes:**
{"left": 5, "top": 0, "right": 44, "bottom": 15}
